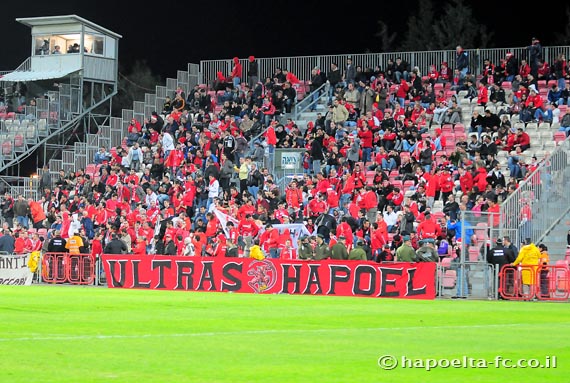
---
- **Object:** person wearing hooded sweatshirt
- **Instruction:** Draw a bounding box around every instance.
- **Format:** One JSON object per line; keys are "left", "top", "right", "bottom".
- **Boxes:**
{"left": 247, "top": 55, "right": 258, "bottom": 89}
{"left": 230, "top": 57, "right": 242, "bottom": 89}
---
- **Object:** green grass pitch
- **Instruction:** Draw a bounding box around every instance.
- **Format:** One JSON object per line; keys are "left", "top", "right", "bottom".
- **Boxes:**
{"left": 0, "top": 285, "right": 568, "bottom": 383}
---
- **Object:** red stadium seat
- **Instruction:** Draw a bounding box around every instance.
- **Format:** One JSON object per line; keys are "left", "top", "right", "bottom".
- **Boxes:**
{"left": 403, "top": 180, "right": 415, "bottom": 192}
{"left": 554, "top": 132, "right": 566, "bottom": 143}
{"left": 468, "top": 247, "right": 480, "bottom": 262}
{"left": 14, "top": 134, "right": 24, "bottom": 148}
{"left": 454, "top": 123, "right": 465, "bottom": 133}
{"left": 391, "top": 180, "right": 403, "bottom": 190}
{"left": 2, "top": 141, "right": 12, "bottom": 155}
{"left": 431, "top": 211, "right": 445, "bottom": 222}
{"left": 442, "top": 270, "right": 457, "bottom": 288}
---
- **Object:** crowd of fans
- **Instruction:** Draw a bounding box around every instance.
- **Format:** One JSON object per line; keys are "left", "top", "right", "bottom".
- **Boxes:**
{"left": 0, "top": 39, "right": 567, "bottom": 265}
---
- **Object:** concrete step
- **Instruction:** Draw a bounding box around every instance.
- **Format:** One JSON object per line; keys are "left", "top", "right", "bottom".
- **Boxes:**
{"left": 541, "top": 211, "right": 570, "bottom": 263}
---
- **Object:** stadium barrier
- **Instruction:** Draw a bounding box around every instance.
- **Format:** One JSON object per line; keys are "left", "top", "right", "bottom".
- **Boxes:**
{"left": 536, "top": 265, "right": 570, "bottom": 301}
{"left": 42, "top": 252, "right": 95, "bottom": 285}
{"left": 437, "top": 262, "right": 497, "bottom": 299}
{"left": 499, "top": 265, "right": 570, "bottom": 301}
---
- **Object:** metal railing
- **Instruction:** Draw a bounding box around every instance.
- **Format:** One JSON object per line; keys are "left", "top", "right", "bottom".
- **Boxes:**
{"left": 292, "top": 82, "right": 327, "bottom": 120}
{"left": 199, "top": 45, "right": 570, "bottom": 89}
{"left": 499, "top": 138, "right": 570, "bottom": 247}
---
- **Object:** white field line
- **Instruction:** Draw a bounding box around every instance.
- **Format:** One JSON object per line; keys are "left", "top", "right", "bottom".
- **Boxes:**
{"left": 1, "top": 323, "right": 569, "bottom": 342}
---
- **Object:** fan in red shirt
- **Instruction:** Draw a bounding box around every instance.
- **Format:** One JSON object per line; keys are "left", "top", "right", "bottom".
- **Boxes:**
{"left": 514, "top": 128, "right": 531, "bottom": 152}
{"left": 336, "top": 218, "right": 354, "bottom": 249}
{"left": 386, "top": 187, "right": 404, "bottom": 207}
{"left": 259, "top": 224, "right": 280, "bottom": 256}
{"left": 237, "top": 214, "right": 259, "bottom": 238}
{"left": 307, "top": 194, "right": 328, "bottom": 219}
{"left": 439, "top": 168, "right": 455, "bottom": 201}
{"left": 279, "top": 239, "right": 297, "bottom": 260}
{"left": 477, "top": 81, "right": 489, "bottom": 106}
{"left": 458, "top": 166, "right": 474, "bottom": 194}
{"left": 416, "top": 212, "right": 442, "bottom": 240}
{"left": 439, "top": 62, "right": 450, "bottom": 82}
{"left": 427, "top": 64, "right": 439, "bottom": 84}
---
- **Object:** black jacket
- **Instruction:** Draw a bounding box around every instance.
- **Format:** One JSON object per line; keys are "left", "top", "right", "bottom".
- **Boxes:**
{"left": 247, "top": 60, "right": 258, "bottom": 77}
{"left": 47, "top": 236, "right": 67, "bottom": 253}
{"left": 247, "top": 169, "right": 264, "bottom": 188}
{"left": 310, "top": 140, "right": 325, "bottom": 161}
{"left": 104, "top": 239, "right": 127, "bottom": 254}
{"left": 487, "top": 244, "right": 516, "bottom": 267}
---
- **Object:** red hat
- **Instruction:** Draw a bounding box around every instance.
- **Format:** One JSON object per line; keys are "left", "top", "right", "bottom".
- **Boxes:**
{"left": 249, "top": 55, "right": 255, "bottom": 62}
{"left": 373, "top": 102, "right": 379, "bottom": 109}
{"left": 441, "top": 61, "right": 448, "bottom": 66}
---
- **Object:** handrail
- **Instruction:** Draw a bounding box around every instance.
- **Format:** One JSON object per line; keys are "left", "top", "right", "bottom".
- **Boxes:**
{"left": 0, "top": 89, "right": 117, "bottom": 174}
{"left": 499, "top": 135, "right": 570, "bottom": 246}
{"left": 293, "top": 82, "right": 328, "bottom": 120}
{"left": 0, "top": 58, "right": 31, "bottom": 76}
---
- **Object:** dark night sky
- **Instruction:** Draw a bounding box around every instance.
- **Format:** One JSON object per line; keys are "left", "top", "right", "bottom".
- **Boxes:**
{"left": 1, "top": 1, "right": 567, "bottom": 79}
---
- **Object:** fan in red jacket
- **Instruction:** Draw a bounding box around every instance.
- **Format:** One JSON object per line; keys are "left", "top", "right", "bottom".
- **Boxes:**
{"left": 230, "top": 57, "right": 242, "bottom": 84}
{"left": 477, "top": 82, "right": 489, "bottom": 106}
{"left": 386, "top": 187, "right": 404, "bottom": 207}
{"left": 427, "top": 64, "right": 439, "bottom": 84}
{"left": 513, "top": 128, "right": 531, "bottom": 152}
{"left": 285, "top": 182, "right": 303, "bottom": 213}
{"left": 458, "top": 166, "right": 474, "bottom": 194}
{"left": 259, "top": 224, "right": 280, "bottom": 254}
{"left": 237, "top": 214, "right": 259, "bottom": 238}
{"left": 264, "top": 123, "right": 278, "bottom": 146}
{"left": 307, "top": 194, "right": 328, "bottom": 218}
{"left": 472, "top": 166, "right": 488, "bottom": 192}
{"left": 439, "top": 168, "right": 455, "bottom": 200}
{"left": 336, "top": 219, "right": 354, "bottom": 247}
{"left": 416, "top": 212, "right": 442, "bottom": 240}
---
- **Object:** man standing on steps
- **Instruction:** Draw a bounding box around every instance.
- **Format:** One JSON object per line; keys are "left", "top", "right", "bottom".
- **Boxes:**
{"left": 344, "top": 57, "right": 356, "bottom": 87}
{"left": 308, "top": 67, "right": 324, "bottom": 112}
{"left": 309, "top": 137, "right": 324, "bottom": 176}
{"left": 247, "top": 55, "right": 258, "bottom": 89}
{"left": 327, "top": 62, "right": 342, "bottom": 104}
{"left": 264, "top": 121, "right": 277, "bottom": 172}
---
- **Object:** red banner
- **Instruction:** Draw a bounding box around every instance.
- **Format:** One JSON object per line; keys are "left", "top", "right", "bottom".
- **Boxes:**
{"left": 101, "top": 255, "right": 436, "bottom": 299}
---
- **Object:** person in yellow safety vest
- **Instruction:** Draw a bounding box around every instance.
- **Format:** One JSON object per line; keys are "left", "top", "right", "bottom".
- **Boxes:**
{"left": 65, "top": 231, "right": 84, "bottom": 254}
{"left": 511, "top": 237, "right": 540, "bottom": 298}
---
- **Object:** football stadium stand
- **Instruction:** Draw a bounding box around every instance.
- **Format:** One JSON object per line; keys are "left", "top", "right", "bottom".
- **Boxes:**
{"left": 1, "top": 15, "right": 570, "bottom": 300}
